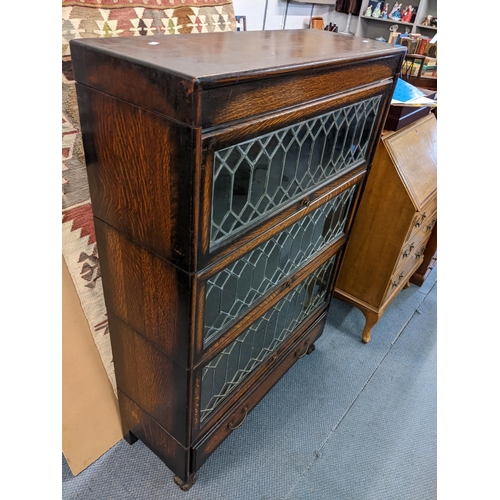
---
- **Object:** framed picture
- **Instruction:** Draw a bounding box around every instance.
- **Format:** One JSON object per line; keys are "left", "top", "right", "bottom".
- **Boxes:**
{"left": 235, "top": 15, "right": 247, "bottom": 32}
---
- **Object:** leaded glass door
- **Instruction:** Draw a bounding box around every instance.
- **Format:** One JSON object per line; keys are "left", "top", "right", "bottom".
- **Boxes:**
{"left": 209, "top": 95, "right": 381, "bottom": 251}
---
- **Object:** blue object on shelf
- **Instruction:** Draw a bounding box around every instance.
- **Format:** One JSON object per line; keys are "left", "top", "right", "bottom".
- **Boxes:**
{"left": 392, "top": 78, "right": 426, "bottom": 103}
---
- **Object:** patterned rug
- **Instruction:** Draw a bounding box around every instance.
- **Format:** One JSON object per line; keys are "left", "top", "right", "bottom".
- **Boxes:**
{"left": 62, "top": 0, "right": 236, "bottom": 395}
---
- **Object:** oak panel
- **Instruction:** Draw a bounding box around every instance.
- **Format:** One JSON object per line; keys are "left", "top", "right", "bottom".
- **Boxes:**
{"left": 202, "top": 56, "right": 401, "bottom": 128}
{"left": 77, "top": 84, "right": 200, "bottom": 271}
{"left": 110, "top": 313, "right": 189, "bottom": 446}
{"left": 94, "top": 218, "right": 192, "bottom": 367}
{"left": 118, "top": 391, "right": 190, "bottom": 481}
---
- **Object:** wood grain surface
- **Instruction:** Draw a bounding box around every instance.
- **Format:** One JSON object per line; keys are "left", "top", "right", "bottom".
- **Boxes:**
{"left": 70, "top": 30, "right": 405, "bottom": 485}
{"left": 94, "top": 218, "right": 192, "bottom": 367}
{"left": 70, "top": 31, "right": 405, "bottom": 126}
{"left": 77, "top": 84, "right": 200, "bottom": 271}
{"left": 335, "top": 115, "right": 437, "bottom": 342}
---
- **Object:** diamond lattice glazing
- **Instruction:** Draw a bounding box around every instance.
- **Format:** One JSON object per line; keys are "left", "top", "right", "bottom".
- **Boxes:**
{"left": 204, "top": 185, "right": 356, "bottom": 347}
{"left": 200, "top": 258, "right": 335, "bottom": 423}
{"left": 210, "top": 96, "right": 381, "bottom": 248}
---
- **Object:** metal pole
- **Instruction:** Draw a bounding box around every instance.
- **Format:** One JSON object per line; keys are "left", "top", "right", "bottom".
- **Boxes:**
{"left": 262, "top": 0, "right": 269, "bottom": 30}
{"left": 340, "top": 12, "right": 354, "bottom": 35}
{"left": 282, "top": 0, "right": 290, "bottom": 30}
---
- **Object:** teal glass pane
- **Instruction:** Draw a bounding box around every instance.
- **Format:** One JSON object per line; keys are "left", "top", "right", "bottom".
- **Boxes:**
{"left": 211, "top": 96, "right": 381, "bottom": 248}
{"left": 204, "top": 185, "right": 356, "bottom": 347}
{"left": 200, "top": 257, "right": 335, "bottom": 423}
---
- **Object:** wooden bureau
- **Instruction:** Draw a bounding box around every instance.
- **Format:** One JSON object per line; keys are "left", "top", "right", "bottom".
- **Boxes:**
{"left": 335, "top": 113, "right": 437, "bottom": 343}
{"left": 70, "top": 30, "right": 405, "bottom": 490}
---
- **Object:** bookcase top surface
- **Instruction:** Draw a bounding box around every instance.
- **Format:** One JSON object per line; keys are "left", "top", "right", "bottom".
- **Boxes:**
{"left": 70, "top": 30, "right": 405, "bottom": 87}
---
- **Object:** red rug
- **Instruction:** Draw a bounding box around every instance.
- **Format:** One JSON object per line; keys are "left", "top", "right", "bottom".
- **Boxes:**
{"left": 62, "top": 0, "right": 236, "bottom": 395}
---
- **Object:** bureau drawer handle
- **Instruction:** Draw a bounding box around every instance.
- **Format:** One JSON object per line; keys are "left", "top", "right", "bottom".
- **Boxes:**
{"left": 227, "top": 406, "right": 248, "bottom": 430}
{"left": 409, "top": 243, "right": 415, "bottom": 251}
{"left": 415, "top": 246, "right": 426, "bottom": 259}
{"left": 414, "top": 221, "right": 421, "bottom": 228}
{"left": 284, "top": 281, "right": 292, "bottom": 289}
{"left": 295, "top": 341, "right": 310, "bottom": 359}
{"left": 301, "top": 198, "right": 310, "bottom": 207}
{"left": 403, "top": 251, "right": 409, "bottom": 258}
{"left": 421, "top": 212, "right": 427, "bottom": 219}
{"left": 392, "top": 272, "right": 404, "bottom": 288}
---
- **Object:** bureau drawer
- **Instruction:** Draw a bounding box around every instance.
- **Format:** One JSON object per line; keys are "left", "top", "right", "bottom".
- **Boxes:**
{"left": 394, "top": 213, "right": 436, "bottom": 273}
{"left": 191, "top": 311, "right": 327, "bottom": 473}
{"left": 383, "top": 252, "right": 424, "bottom": 305}
{"left": 406, "top": 196, "right": 437, "bottom": 241}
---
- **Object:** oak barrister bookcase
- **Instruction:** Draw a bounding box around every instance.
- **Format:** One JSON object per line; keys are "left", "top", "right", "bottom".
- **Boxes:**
{"left": 70, "top": 30, "right": 405, "bottom": 490}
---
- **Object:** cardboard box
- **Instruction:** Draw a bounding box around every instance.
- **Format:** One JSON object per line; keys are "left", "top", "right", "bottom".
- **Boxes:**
{"left": 62, "top": 256, "right": 122, "bottom": 475}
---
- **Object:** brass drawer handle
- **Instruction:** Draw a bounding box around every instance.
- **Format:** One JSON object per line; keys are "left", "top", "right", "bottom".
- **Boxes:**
{"left": 284, "top": 281, "right": 292, "bottom": 289}
{"left": 301, "top": 198, "right": 310, "bottom": 207}
{"left": 427, "top": 218, "right": 437, "bottom": 231}
{"left": 414, "top": 220, "right": 421, "bottom": 228}
{"left": 295, "top": 341, "right": 310, "bottom": 359}
{"left": 403, "top": 243, "right": 415, "bottom": 258}
{"left": 415, "top": 246, "right": 426, "bottom": 259}
{"left": 421, "top": 212, "right": 427, "bottom": 219}
{"left": 392, "top": 272, "right": 404, "bottom": 288}
{"left": 228, "top": 406, "right": 248, "bottom": 430}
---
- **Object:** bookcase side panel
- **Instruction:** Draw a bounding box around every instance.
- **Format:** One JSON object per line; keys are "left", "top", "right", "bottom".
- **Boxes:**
{"left": 94, "top": 218, "right": 192, "bottom": 368}
{"left": 76, "top": 84, "right": 199, "bottom": 271}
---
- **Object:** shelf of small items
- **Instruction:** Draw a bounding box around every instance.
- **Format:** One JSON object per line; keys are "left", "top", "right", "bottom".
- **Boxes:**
{"left": 361, "top": 2, "right": 418, "bottom": 25}
{"left": 360, "top": 16, "right": 413, "bottom": 27}
{"left": 356, "top": 1, "right": 421, "bottom": 42}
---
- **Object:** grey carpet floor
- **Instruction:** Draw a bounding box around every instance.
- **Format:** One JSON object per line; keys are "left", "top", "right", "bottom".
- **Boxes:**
{"left": 62, "top": 266, "right": 437, "bottom": 500}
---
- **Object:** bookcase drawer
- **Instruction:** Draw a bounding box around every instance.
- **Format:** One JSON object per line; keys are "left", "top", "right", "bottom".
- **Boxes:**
{"left": 191, "top": 311, "right": 328, "bottom": 472}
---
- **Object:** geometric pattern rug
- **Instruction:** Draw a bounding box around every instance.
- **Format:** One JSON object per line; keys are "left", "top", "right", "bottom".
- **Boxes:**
{"left": 62, "top": 0, "right": 236, "bottom": 395}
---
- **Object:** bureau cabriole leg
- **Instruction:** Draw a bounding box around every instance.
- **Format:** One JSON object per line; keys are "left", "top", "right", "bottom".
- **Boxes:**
{"left": 361, "top": 310, "right": 380, "bottom": 344}
{"left": 174, "top": 473, "right": 197, "bottom": 491}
